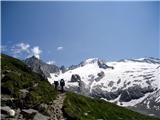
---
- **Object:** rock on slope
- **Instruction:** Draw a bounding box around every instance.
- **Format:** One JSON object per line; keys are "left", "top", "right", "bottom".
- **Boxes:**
{"left": 48, "top": 57, "right": 160, "bottom": 118}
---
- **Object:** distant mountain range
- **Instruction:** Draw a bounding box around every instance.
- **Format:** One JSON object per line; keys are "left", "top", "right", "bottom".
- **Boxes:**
{"left": 24, "top": 56, "right": 160, "bottom": 118}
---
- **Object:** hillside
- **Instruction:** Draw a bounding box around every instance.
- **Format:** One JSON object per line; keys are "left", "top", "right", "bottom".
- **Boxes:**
{"left": 1, "top": 54, "right": 57, "bottom": 119}
{"left": 63, "top": 92, "right": 160, "bottom": 120}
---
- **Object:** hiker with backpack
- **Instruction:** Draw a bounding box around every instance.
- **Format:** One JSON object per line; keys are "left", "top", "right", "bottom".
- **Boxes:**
{"left": 54, "top": 80, "right": 59, "bottom": 90}
{"left": 60, "top": 79, "right": 65, "bottom": 92}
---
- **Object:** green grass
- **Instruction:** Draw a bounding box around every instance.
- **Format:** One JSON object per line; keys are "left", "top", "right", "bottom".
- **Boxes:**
{"left": 63, "top": 92, "right": 160, "bottom": 120}
{"left": 1, "top": 54, "right": 57, "bottom": 108}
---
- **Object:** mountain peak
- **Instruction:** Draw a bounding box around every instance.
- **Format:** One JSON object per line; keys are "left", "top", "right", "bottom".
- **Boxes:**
{"left": 24, "top": 56, "right": 59, "bottom": 79}
{"left": 84, "top": 58, "right": 99, "bottom": 64}
{"left": 30, "top": 55, "right": 38, "bottom": 59}
{"left": 79, "top": 58, "right": 103, "bottom": 67}
{"left": 26, "top": 55, "right": 40, "bottom": 61}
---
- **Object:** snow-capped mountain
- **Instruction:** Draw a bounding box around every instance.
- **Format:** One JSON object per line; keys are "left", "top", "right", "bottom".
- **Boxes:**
{"left": 48, "top": 57, "right": 160, "bottom": 117}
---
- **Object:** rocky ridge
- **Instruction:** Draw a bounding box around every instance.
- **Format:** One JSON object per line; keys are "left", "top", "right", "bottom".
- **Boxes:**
{"left": 24, "top": 56, "right": 59, "bottom": 79}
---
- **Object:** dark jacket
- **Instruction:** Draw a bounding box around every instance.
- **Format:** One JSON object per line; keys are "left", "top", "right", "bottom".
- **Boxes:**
{"left": 60, "top": 79, "right": 65, "bottom": 86}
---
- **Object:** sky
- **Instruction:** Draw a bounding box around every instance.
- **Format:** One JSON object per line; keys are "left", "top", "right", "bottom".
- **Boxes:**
{"left": 1, "top": 1, "right": 159, "bottom": 66}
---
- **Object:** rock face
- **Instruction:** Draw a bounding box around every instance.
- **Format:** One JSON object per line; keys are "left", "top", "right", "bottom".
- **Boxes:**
{"left": 25, "top": 56, "right": 59, "bottom": 79}
{"left": 119, "top": 86, "right": 155, "bottom": 102}
{"left": 48, "top": 57, "right": 160, "bottom": 118}
{"left": 131, "top": 89, "right": 160, "bottom": 118}
{"left": 97, "top": 60, "right": 112, "bottom": 69}
{"left": 60, "top": 65, "right": 66, "bottom": 73}
{"left": 71, "top": 74, "right": 81, "bottom": 82}
{"left": 68, "top": 65, "right": 80, "bottom": 71}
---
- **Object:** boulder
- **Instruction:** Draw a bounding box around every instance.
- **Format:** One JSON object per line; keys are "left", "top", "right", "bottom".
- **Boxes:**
{"left": 1, "top": 106, "right": 15, "bottom": 117}
{"left": 22, "top": 109, "right": 49, "bottom": 120}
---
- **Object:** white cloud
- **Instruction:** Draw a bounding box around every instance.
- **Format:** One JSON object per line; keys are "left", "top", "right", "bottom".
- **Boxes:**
{"left": 11, "top": 42, "right": 42, "bottom": 59}
{"left": 30, "top": 46, "right": 42, "bottom": 59}
{"left": 47, "top": 60, "right": 56, "bottom": 65}
{"left": 11, "top": 43, "right": 30, "bottom": 54}
{"left": 57, "top": 46, "right": 63, "bottom": 51}
{"left": 18, "top": 43, "right": 30, "bottom": 51}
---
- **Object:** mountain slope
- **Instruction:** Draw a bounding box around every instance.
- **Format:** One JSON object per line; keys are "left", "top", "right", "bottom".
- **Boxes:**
{"left": 1, "top": 54, "right": 57, "bottom": 119}
{"left": 63, "top": 92, "right": 160, "bottom": 120}
{"left": 48, "top": 57, "right": 160, "bottom": 117}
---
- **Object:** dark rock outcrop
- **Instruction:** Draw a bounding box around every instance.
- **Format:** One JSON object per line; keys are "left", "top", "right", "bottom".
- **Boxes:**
{"left": 130, "top": 89, "right": 160, "bottom": 118}
{"left": 97, "top": 60, "right": 109, "bottom": 69}
{"left": 91, "top": 86, "right": 121, "bottom": 100}
{"left": 60, "top": 65, "right": 66, "bottom": 73}
{"left": 71, "top": 74, "right": 81, "bottom": 82}
{"left": 90, "top": 85, "right": 155, "bottom": 103}
{"left": 95, "top": 71, "right": 105, "bottom": 82}
{"left": 24, "top": 56, "right": 59, "bottom": 79}
{"left": 98, "top": 60, "right": 114, "bottom": 69}
{"left": 120, "top": 85, "right": 154, "bottom": 102}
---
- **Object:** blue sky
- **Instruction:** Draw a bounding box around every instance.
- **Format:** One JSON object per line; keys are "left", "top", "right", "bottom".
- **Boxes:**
{"left": 1, "top": 1, "right": 159, "bottom": 66}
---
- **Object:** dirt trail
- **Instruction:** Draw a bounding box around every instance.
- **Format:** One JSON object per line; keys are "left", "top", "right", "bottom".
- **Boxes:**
{"left": 48, "top": 93, "right": 66, "bottom": 120}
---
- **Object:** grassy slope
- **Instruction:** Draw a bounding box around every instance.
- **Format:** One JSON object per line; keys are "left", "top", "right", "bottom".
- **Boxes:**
{"left": 1, "top": 54, "right": 57, "bottom": 108}
{"left": 63, "top": 92, "right": 160, "bottom": 120}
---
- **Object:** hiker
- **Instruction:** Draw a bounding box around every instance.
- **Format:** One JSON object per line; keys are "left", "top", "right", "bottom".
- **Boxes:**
{"left": 60, "top": 79, "right": 65, "bottom": 92}
{"left": 54, "top": 80, "right": 59, "bottom": 90}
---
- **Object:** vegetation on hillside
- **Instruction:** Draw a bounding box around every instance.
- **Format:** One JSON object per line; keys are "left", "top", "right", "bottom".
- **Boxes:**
{"left": 1, "top": 54, "right": 57, "bottom": 108}
{"left": 63, "top": 92, "right": 160, "bottom": 120}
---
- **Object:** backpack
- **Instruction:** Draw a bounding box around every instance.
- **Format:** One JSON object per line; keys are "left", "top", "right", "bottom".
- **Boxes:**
{"left": 60, "top": 79, "right": 65, "bottom": 86}
{"left": 54, "top": 81, "right": 59, "bottom": 86}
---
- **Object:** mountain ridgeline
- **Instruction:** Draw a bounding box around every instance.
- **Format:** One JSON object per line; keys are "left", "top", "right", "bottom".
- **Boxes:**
{"left": 1, "top": 53, "right": 160, "bottom": 120}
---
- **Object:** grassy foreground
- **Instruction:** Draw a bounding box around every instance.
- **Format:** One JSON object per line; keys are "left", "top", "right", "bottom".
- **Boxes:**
{"left": 63, "top": 92, "right": 160, "bottom": 120}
